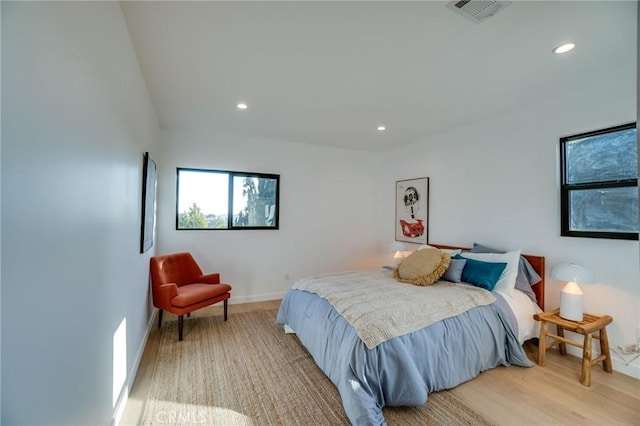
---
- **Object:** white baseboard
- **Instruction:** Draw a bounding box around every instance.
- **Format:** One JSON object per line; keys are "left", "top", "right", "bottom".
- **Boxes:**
{"left": 112, "top": 309, "right": 157, "bottom": 426}
{"left": 611, "top": 359, "right": 640, "bottom": 379}
{"left": 228, "top": 292, "right": 286, "bottom": 305}
{"left": 609, "top": 348, "right": 640, "bottom": 379}
{"left": 565, "top": 345, "right": 640, "bottom": 380}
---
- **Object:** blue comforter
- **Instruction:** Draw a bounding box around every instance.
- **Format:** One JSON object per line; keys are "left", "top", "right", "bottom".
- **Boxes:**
{"left": 276, "top": 288, "right": 533, "bottom": 425}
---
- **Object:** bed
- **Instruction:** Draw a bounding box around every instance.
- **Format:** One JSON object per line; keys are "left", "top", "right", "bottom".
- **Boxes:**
{"left": 276, "top": 243, "right": 545, "bottom": 425}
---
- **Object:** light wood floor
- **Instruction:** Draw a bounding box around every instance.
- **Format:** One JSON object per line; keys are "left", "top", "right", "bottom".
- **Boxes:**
{"left": 120, "top": 300, "right": 640, "bottom": 426}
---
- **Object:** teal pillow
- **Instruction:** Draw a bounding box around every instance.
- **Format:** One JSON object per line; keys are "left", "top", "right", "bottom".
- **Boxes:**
{"left": 454, "top": 254, "right": 507, "bottom": 291}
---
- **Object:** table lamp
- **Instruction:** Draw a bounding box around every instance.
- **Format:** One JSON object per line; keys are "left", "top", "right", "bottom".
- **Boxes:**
{"left": 550, "top": 262, "right": 594, "bottom": 321}
{"left": 389, "top": 241, "right": 408, "bottom": 265}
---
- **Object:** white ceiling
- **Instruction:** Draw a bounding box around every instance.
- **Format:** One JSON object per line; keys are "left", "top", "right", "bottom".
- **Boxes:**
{"left": 121, "top": 1, "right": 637, "bottom": 152}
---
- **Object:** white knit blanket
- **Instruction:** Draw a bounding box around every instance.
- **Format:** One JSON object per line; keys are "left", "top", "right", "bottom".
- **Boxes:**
{"left": 291, "top": 269, "right": 496, "bottom": 349}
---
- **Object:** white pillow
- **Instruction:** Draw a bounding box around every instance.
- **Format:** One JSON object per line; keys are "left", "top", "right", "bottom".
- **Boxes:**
{"left": 459, "top": 249, "right": 521, "bottom": 294}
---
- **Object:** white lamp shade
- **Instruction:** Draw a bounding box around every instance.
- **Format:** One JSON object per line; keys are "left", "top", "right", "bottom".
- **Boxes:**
{"left": 389, "top": 242, "right": 408, "bottom": 266}
{"left": 550, "top": 262, "right": 594, "bottom": 284}
{"left": 560, "top": 282, "right": 584, "bottom": 321}
{"left": 552, "top": 262, "right": 592, "bottom": 322}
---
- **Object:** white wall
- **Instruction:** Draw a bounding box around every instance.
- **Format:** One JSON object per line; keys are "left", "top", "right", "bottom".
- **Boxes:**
{"left": 0, "top": 3, "right": 3, "bottom": 421}
{"left": 1, "top": 9, "right": 636, "bottom": 426}
{"left": 375, "top": 73, "right": 639, "bottom": 377}
{"left": 1, "top": 2, "right": 159, "bottom": 424}
{"left": 156, "top": 128, "right": 382, "bottom": 302}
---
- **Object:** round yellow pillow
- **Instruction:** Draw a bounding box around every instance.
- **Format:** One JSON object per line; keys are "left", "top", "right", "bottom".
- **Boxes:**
{"left": 393, "top": 248, "right": 451, "bottom": 286}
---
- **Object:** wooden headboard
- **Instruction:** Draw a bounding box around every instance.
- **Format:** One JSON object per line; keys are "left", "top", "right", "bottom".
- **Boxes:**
{"left": 431, "top": 244, "right": 545, "bottom": 310}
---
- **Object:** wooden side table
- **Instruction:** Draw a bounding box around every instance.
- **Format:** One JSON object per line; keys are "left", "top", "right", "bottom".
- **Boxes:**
{"left": 533, "top": 308, "right": 613, "bottom": 386}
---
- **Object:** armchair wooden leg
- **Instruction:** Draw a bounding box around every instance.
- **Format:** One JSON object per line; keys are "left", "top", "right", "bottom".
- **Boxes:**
{"left": 224, "top": 299, "right": 228, "bottom": 321}
{"left": 178, "top": 315, "right": 184, "bottom": 341}
{"left": 158, "top": 309, "right": 163, "bottom": 328}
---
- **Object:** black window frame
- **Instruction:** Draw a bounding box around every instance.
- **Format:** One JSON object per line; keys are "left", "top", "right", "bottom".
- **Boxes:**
{"left": 559, "top": 122, "right": 638, "bottom": 241}
{"left": 176, "top": 167, "right": 280, "bottom": 230}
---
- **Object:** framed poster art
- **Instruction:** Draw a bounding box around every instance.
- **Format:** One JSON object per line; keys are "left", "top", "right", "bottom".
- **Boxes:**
{"left": 140, "top": 152, "right": 157, "bottom": 253}
{"left": 395, "top": 177, "right": 429, "bottom": 244}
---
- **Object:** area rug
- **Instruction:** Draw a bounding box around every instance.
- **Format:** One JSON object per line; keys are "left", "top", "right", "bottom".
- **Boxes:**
{"left": 140, "top": 309, "right": 495, "bottom": 425}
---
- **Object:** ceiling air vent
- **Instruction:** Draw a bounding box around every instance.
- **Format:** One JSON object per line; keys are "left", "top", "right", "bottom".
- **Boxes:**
{"left": 446, "top": 0, "right": 511, "bottom": 23}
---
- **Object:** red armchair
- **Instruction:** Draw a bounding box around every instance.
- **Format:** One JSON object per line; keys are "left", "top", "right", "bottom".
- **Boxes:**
{"left": 150, "top": 252, "right": 232, "bottom": 341}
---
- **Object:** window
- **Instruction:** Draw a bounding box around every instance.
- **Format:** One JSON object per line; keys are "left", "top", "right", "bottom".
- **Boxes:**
{"left": 176, "top": 168, "right": 279, "bottom": 230}
{"left": 560, "top": 122, "right": 638, "bottom": 240}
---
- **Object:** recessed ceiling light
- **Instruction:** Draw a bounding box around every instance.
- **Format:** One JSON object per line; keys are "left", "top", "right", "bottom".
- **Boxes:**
{"left": 553, "top": 42, "right": 576, "bottom": 54}
{"left": 237, "top": 103, "right": 248, "bottom": 110}
{"left": 377, "top": 126, "right": 386, "bottom": 131}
